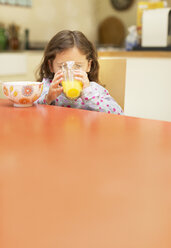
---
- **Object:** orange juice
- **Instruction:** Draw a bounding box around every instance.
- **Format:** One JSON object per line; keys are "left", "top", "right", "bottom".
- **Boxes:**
{"left": 62, "top": 80, "right": 83, "bottom": 99}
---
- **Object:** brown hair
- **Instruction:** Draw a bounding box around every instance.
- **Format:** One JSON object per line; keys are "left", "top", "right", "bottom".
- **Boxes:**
{"left": 36, "top": 30, "right": 99, "bottom": 83}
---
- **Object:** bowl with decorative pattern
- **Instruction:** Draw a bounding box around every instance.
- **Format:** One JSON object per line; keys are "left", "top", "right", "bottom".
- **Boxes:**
{"left": 2, "top": 81, "right": 43, "bottom": 107}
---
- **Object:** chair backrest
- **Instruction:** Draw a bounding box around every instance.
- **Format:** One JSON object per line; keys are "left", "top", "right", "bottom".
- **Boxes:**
{"left": 98, "top": 58, "right": 126, "bottom": 110}
{"left": 0, "top": 82, "right": 4, "bottom": 99}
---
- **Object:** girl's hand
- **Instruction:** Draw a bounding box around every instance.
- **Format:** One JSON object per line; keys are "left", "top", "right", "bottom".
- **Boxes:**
{"left": 46, "top": 70, "right": 63, "bottom": 104}
{"left": 74, "top": 70, "right": 90, "bottom": 89}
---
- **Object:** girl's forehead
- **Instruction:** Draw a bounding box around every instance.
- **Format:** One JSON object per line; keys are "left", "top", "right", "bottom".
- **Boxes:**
{"left": 54, "top": 47, "right": 87, "bottom": 63}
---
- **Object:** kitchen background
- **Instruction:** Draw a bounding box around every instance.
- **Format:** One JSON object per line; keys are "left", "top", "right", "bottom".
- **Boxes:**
{"left": 0, "top": 0, "right": 171, "bottom": 123}
{"left": 1, "top": 0, "right": 170, "bottom": 46}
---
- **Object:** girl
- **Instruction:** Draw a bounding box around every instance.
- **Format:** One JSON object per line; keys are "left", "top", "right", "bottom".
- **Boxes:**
{"left": 36, "top": 30, "right": 123, "bottom": 115}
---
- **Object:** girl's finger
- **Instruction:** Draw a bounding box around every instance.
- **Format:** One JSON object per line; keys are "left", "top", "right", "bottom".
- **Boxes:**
{"left": 74, "top": 76, "right": 84, "bottom": 83}
{"left": 74, "top": 72, "right": 84, "bottom": 77}
{"left": 74, "top": 76, "right": 90, "bottom": 88}
{"left": 52, "top": 71, "right": 63, "bottom": 82}
{"left": 74, "top": 70, "right": 87, "bottom": 77}
{"left": 55, "top": 87, "right": 63, "bottom": 93}
{"left": 55, "top": 69, "right": 62, "bottom": 75}
{"left": 74, "top": 69, "right": 83, "bottom": 73}
{"left": 52, "top": 77, "right": 63, "bottom": 88}
{"left": 53, "top": 72, "right": 63, "bottom": 81}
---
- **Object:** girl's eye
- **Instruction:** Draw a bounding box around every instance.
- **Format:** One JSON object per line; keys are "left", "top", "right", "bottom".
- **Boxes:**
{"left": 75, "top": 64, "right": 82, "bottom": 69}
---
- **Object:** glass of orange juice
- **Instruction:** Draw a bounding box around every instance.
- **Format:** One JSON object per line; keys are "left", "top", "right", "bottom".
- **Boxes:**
{"left": 62, "top": 61, "right": 83, "bottom": 100}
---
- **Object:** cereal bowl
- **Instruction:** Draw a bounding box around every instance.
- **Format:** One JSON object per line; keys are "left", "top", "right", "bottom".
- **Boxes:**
{"left": 2, "top": 81, "right": 43, "bottom": 107}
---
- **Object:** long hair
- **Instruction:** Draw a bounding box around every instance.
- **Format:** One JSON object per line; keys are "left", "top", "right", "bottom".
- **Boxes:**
{"left": 36, "top": 30, "right": 99, "bottom": 83}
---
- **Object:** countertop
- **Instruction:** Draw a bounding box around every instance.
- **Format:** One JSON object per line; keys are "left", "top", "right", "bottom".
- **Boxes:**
{"left": 0, "top": 50, "right": 44, "bottom": 54}
{"left": 98, "top": 50, "right": 171, "bottom": 58}
{"left": 1, "top": 49, "right": 171, "bottom": 58}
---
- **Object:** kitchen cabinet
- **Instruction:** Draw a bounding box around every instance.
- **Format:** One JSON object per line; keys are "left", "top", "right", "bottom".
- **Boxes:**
{"left": 0, "top": 51, "right": 43, "bottom": 98}
{"left": 124, "top": 57, "right": 171, "bottom": 122}
{"left": 99, "top": 51, "right": 171, "bottom": 122}
{"left": 0, "top": 53, "right": 27, "bottom": 76}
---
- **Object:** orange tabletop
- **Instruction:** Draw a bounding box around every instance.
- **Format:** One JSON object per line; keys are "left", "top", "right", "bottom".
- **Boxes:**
{"left": 0, "top": 99, "right": 171, "bottom": 248}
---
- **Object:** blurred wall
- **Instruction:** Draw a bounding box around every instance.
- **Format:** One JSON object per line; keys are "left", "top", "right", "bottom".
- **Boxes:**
{"left": 0, "top": 0, "right": 170, "bottom": 44}
{"left": 0, "top": 0, "right": 97, "bottom": 43}
{"left": 96, "top": 0, "right": 138, "bottom": 35}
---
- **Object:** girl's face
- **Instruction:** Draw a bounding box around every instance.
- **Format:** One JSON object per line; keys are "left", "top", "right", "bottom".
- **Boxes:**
{"left": 49, "top": 47, "right": 91, "bottom": 73}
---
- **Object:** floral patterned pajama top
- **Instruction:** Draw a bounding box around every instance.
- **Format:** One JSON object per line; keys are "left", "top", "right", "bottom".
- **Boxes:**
{"left": 36, "top": 78, "right": 123, "bottom": 115}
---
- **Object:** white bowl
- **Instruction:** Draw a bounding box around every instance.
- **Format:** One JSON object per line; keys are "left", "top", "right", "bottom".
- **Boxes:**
{"left": 2, "top": 81, "right": 43, "bottom": 107}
